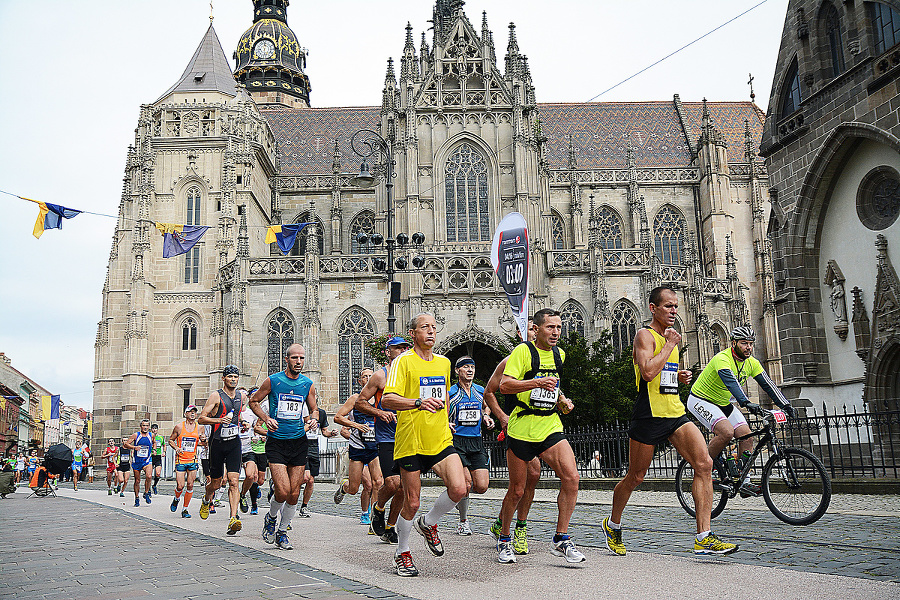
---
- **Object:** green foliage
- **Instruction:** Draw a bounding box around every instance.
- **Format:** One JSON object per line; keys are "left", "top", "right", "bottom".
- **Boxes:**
{"left": 364, "top": 332, "right": 413, "bottom": 367}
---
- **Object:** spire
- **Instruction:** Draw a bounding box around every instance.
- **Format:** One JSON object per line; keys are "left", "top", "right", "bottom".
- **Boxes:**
{"left": 482, "top": 11, "right": 496, "bottom": 62}
{"left": 743, "top": 118, "right": 755, "bottom": 162}
{"left": 382, "top": 58, "right": 397, "bottom": 112}
{"left": 420, "top": 32, "right": 430, "bottom": 76}
{"left": 401, "top": 22, "right": 419, "bottom": 82}
{"left": 237, "top": 205, "right": 249, "bottom": 258}
{"left": 156, "top": 24, "right": 237, "bottom": 102}
{"left": 726, "top": 234, "right": 737, "bottom": 279}
{"left": 332, "top": 139, "right": 342, "bottom": 174}
{"left": 505, "top": 22, "right": 521, "bottom": 78}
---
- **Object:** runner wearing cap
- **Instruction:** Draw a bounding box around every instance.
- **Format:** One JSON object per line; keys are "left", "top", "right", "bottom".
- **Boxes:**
{"left": 150, "top": 424, "right": 165, "bottom": 495}
{"left": 102, "top": 439, "right": 119, "bottom": 495}
{"left": 168, "top": 404, "right": 200, "bottom": 518}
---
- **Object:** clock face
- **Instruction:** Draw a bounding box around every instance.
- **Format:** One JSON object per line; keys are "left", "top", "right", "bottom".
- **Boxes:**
{"left": 254, "top": 39, "right": 275, "bottom": 60}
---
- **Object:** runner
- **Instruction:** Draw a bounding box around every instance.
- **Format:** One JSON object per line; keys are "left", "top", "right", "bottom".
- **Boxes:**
{"left": 249, "top": 343, "right": 318, "bottom": 551}
{"left": 150, "top": 423, "right": 165, "bottom": 495}
{"left": 198, "top": 365, "right": 246, "bottom": 536}
{"left": 123, "top": 419, "right": 154, "bottom": 507}
{"left": 382, "top": 312, "right": 467, "bottom": 577}
{"left": 15, "top": 452, "right": 25, "bottom": 485}
{"left": 605, "top": 286, "right": 738, "bottom": 557}
{"left": 250, "top": 410, "right": 268, "bottom": 516}
{"left": 237, "top": 415, "right": 258, "bottom": 515}
{"left": 333, "top": 368, "right": 384, "bottom": 527}
{"left": 116, "top": 440, "right": 131, "bottom": 497}
{"left": 447, "top": 355, "right": 494, "bottom": 535}
{"left": 27, "top": 450, "right": 39, "bottom": 480}
{"left": 168, "top": 404, "right": 200, "bottom": 518}
{"left": 496, "top": 308, "right": 584, "bottom": 565}
{"left": 298, "top": 402, "right": 335, "bottom": 518}
{"left": 483, "top": 320, "right": 542, "bottom": 556}
{"left": 353, "top": 335, "right": 411, "bottom": 544}
{"left": 71, "top": 439, "right": 87, "bottom": 491}
{"left": 687, "top": 325, "right": 796, "bottom": 497}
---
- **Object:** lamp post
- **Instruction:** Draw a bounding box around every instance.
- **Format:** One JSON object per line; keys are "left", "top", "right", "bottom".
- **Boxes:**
{"left": 350, "top": 128, "right": 425, "bottom": 333}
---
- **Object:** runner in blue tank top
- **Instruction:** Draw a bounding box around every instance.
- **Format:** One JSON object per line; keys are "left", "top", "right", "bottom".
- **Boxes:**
{"left": 249, "top": 343, "right": 318, "bottom": 551}
{"left": 123, "top": 419, "right": 154, "bottom": 507}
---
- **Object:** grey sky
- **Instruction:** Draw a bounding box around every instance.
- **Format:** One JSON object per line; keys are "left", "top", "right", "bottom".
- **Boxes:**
{"left": 0, "top": 0, "right": 789, "bottom": 409}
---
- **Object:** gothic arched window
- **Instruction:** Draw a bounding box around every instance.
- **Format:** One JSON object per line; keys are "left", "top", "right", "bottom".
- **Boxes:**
{"left": 823, "top": 4, "right": 845, "bottom": 76}
{"left": 338, "top": 308, "right": 375, "bottom": 401}
{"left": 186, "top": 187, "right": 201, "bottom": 226}
{"left": 611, "top": 301, "right": 638, "bottom": 355}
{"left": 871, "top": 2, "right": 900, "bottom": 54}
{"left": 266, "top": 310, "right": 294, "bottom": 376}
{"left": 711, "top": 323, "right": 728, "bottom": 355}
{"left": 779, "top": 59, "right": 802, "bottom": 119}
{"left": 595, "top": 206, "right": 624, "bottom": 250}
{"left": 560, "top": 301, "right": 586, "bottom": 339}
{"left": 350, "top": 211, "right": 376, "bottom": 254}
{"left": 550, "top": 212, "right": 566, "bottom": 250}
{"left": 290, "top": 213, "right": 324, "bottom": 256}
{"left": 445, "top": 143, "right": 490, "bottom": 242}
{"left": 654, "top": 205, "right": 686, "bottom": 265}
{"left": 181, "top": 317, "right": 198, "bottom": 351}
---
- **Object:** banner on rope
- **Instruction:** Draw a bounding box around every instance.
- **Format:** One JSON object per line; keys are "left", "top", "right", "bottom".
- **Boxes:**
{"left": 265, "top": 223, "right": 313, "bottom": 255}
{"left": 26, "top": 198, "right": 82, "bottom": 238}
{"left": 490, "top": 212, "right": 530, "bottom": 340}
{"left": 155, "top": 223, "right": 210, "bottom": 258}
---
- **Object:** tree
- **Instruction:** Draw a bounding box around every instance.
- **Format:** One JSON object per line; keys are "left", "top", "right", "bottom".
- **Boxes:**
{"left": 363, "top": 332, "right": 413, "bottom": 368}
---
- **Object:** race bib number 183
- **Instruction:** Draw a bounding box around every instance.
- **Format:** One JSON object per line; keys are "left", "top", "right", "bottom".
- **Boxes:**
{"left": 277, "top": 394, "right": 304, "bottom": 420}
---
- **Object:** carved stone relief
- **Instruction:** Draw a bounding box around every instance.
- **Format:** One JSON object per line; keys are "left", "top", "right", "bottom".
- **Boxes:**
{"left": 824, "top": 259, "right": 849, "bottom": 340}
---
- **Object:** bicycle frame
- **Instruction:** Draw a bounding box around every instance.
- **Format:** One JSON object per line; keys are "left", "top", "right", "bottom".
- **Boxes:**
{"left": 719, "top": 411, "right": 782, "bottom": 493}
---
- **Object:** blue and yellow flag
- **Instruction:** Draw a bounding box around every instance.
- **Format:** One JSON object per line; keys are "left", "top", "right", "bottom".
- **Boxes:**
{"left": 40, "top": 395, "right": 61, "bottom": 421}
{"left": 155, "top": 223, "right": 210, "bottom": 258}
{"left": 265, "top": 223, "right": 312, "bottom": 255}
{"left": 24, "top": 197, "right": 82, "bottom": 238}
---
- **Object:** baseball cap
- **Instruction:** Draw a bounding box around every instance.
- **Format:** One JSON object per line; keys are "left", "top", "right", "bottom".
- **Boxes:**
{"left": 385, "top": 336, "right": 411, "bottom": 348}
{"left": 184, "top": 404, "right": 198, "bottom": 415}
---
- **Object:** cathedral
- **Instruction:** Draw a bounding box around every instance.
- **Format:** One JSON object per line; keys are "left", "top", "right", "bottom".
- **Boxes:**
{"left": 92, "top": 0, "right": 779, "bottom": 446}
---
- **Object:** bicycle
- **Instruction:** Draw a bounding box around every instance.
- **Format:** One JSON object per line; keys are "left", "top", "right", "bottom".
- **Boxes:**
{"left": 675, "top": 408, "right": 831, "bottom": 525}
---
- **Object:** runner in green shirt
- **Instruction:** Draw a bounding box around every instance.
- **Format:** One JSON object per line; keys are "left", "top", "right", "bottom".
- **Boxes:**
{"left": 151, "top": 424, "right": 165, "bottom": 495}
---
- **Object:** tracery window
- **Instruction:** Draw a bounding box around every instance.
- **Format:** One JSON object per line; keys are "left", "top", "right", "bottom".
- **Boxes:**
{"left": 445, "top": 143, "right": 490, "bottom": 242}
{"left": 779, "top": 59, "right": 802, "bottom": 118}
{"left": 338, "top": 309, "right": 375, "bottom": 401}
{"left": 290, "top": 213, "right": 324, "bottom": 255}
{"left": 653, "top": 205, "right": 686, "bottom": 265}
{"left": 611, "top": 301, "right": 638, "bottom": 355}
{"left": 181, "top": 317, "right": 198, "bottom": 351}
{"left": 871, "top": 2, "right": 900, "bottom": 54}
{"left": 266, "top": 310, "right": 294, "bottom": 376}
{"left": 186, "top": 187, "right": 201, "bottom": 226}
{"left": 560, "top": 301, "right": 586, "bottom": 339}
{"left": 550, "top": 212, "right": 566, "bottom": 250}
{"left": 183, "top": 246, "right": 200, "bottom": 284}
{"left": 824, "top": 4, "right": 845, "bottom": 77}
{"left": 595, "top": 206, "right": 624, "bottom": 250}
{"left": 350, "top": 211, "right": 376, "bottom": 254}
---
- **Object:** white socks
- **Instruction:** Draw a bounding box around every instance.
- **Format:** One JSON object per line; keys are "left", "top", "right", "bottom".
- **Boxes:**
{"left": 396, "top": 515, "right": 413, "bottom": 554}
{"left": 279, "top": 503, "right": 296, "bottom": 532}
{"left": 424, "top": 490, "right": 459, "bottom": 527}
{"left": 269, "top": 499, "right": 284, "bottom": 519}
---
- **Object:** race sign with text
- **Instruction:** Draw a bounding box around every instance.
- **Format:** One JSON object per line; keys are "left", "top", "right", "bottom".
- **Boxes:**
{"left": 490, "top": 212, "right": 530, "bottom": 340}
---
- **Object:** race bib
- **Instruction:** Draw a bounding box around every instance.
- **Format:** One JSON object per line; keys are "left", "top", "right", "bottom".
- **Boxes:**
{"left": 180, "top": 437, "right": 197, "bottom": 453}
{"left": 660, "top": 362, "right": 679, "bottom": 395}
{"left": 219, "top": 425, "right": 238, "bottom": 440}
{"left": 136, "top": 446, "right": 150, "bottom": 458}
{"left": 530, "top": 379, "right": 559, "bottom": 410}
{"left": 277, "top": 394, "right": 304, "bottom": 420}
{"left": 458, "top": 409, "right": 481, "bottom": 426}
{"left": 362, "top": 428, "right": 376, "bottom": 442}
{"left": 419, "top": 376, "right": 447, "bottom": 404}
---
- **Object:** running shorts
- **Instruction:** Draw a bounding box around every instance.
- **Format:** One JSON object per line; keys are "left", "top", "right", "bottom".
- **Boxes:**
{"left": 207, "top": 438, "right": 242, "bottom": 478}
{"left": 265, "top": 436, "right": 308, "bottom": 467}
{"left": 175, "top": 462, "right": 199, "bottom": 472}
{"left": 117, "top": 461, "right": 131, "bottom": 473}
{"left": 241, "top": 452, "right": 255, "bottom": 464}
{"left": 348, "top": 446, "right": 378, "bottom": 465}
{"left": 393, "top": 445, "right": 456, "bottom": 474}
{"left": 629, "top": 414, "right": 692, "bottom": 446}
{"left": 151, "top": 455, "right": 162, "bottom": 467}
{"left": 508, "top": 431, "right": 567, "bottom": 463}
{"left": 254, "top": 452, "right": 268, "bottom": 471}
{"left": 132, "top": 459, "right": 151, "bottom": 472}
{"left": 378, "top": 442, "right": 396, "bottom": 477}
{"left": 306, "top": 454, "right": 320, "bottom": 477}
{"left": 453, "top": 434, "right": 489, "bottom": 471}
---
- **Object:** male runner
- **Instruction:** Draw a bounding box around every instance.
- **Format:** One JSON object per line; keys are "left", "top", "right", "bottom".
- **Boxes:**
{"left": 604, "top": 286, "right": 737, "bottom": 556}
{"left": 71, "top": 439, "right": 87, "bottom": 491}
{"left": 483, "top": 320, "right": 542, "bottom": 555}
{"left": 448, "top": 355, "right": 494, "bottom": 535}
{"left": 150, "top": 423, "right": 165, "bottom": 495}
{"left": 687, "top": 325, "right": 795, "bottom": 497}
{"left": 497, "top": 308, "right": 584, "bottom": 564}
{"left": 249, "top": 343, "right": 318, "bottom": 551}
{"left": 169, "top": 404, "right": 200, "bottom": 518}
{"left": 198, "top": 365, "right": 246, "bottom": 535}
{"left": 123, "top": 419, "right": 154, "bottom": 507}
{"left": 116, "top": 440, "right": 131, "bottom": 497}
{"left": 334, "top": 368, "right": 383, "bottom": 525}
{"left": 382, "top": 313, "right": 467, "bottom": 577}
{"left": 250, "top": 415, "right": 268, "bottom": 515}
{"left": 354, "top": 335, "right": 411, "bottom": 544}
{"left": 298, "top": 403, "right": 335, "bottom": 517}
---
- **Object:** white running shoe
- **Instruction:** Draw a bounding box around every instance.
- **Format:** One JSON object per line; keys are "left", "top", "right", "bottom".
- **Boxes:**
{"left": 497, "top": 540, "right": 517, "bottom": 564}
{"left": 457, "top": 520, "right": 472, "bottom": 535}
{"left": 551, "top": 538, "right": 586, "bottom": 563}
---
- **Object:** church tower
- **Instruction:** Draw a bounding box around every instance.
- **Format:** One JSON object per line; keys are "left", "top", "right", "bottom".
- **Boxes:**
{"left": 233, "top": 0, "right": 311, "bottom": 107}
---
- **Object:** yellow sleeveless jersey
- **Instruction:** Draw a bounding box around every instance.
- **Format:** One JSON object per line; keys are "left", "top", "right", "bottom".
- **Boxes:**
{"left": 632, "top": 328, "right": 685, "bottom": 419}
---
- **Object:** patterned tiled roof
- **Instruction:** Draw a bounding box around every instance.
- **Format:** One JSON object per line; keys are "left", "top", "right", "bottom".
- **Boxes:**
{"left": 263, "top": 100, "right": 765, "bottom": 175}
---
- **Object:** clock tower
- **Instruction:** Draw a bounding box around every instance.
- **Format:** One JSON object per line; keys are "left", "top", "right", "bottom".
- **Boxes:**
{"left": 233, "top": 0, "right": 310, "bottom": 107}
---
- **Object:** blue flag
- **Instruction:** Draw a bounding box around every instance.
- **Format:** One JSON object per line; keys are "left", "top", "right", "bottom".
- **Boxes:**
{"left": 265, "top": 223, "right": 312, "bottom": 255}
{"left": 50, "top": 395, "right": 61, "bottom": 420}
{"left": 155, "top": 223, "right": 210, "bottom": 258}
{"left": 26, "top": 198, "right": 82, "bottom": 238}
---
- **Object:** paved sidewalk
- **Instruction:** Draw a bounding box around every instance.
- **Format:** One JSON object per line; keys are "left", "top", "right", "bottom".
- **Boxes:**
{"left": 2, "top": 484, "right": 897, "bottom": 600}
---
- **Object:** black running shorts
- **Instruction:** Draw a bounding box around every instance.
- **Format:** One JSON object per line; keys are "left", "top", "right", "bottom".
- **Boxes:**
{"left": 453, "top": 434, "right": 489, "bottom": 471}
{"left": 208, "top": 438, "right": 242, "bottom": 478}
{"left": 306, "top": 454, "right": 320, "bottom": 477}
{"left": 265, "top": 436, "right": 308, "bottom": 467}
{"left": 507, "top": 431, "right": 567, "bottom": 463}
{"left": 394, "top": 445, "right": 456, "bottom": 474}
{"left": 253, "top": 452, "right": 268, "bottom": 471}
{"left": 151, "top": 455, "right": 162, "bottom": 467}
{"left": 378, "top": 442, "right": 396, "bottom": 477}
{"left": 117, "top": 462, "right": 131, "bottom": 473}
{"left": 348, "top": 445, "right": 378, "bottom": 465}
{"left": 628, "top": 414, "right": 692, "bottom": 446}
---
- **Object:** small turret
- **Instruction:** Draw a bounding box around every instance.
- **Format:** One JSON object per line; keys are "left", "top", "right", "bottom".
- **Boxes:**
{"left": 400, "top": 23, "right": 419, "bottom": 82}
{"left": 505, "top": 22, "right": 521, "bottom": 79}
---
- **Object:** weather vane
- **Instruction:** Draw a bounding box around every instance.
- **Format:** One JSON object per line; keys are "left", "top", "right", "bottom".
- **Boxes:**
{"left": 210, "top": 1, "right": 214, "bottom": 23}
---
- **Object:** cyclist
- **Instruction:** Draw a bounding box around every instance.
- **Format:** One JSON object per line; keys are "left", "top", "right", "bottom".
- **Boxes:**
{"left": 687, "top": 325, "right": 796, "bottom": 496}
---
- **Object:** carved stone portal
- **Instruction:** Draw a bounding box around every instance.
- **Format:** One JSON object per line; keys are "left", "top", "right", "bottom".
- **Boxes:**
{"left": 824, "top": 259, "right": 849, "bottom": 340}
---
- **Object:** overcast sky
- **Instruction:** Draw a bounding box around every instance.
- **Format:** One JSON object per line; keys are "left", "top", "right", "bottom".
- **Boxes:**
{"left": 0, "top": 0, "right": 789, "bottom": 409}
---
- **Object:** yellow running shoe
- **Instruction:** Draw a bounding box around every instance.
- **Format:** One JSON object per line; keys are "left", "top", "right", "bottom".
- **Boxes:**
{"left": 603, "top": 518, "right": 626, "bottom": 556}
{"left": 227, "top": 516, "right": 242, "bottom": 536}
{"left": 199, "top": 499, "right": 210, "bottom": 520}
{"left": 513, "top": 525, "right": 529, "bottom": 555}
{"left": 694, "top": 533, "right": 738, "bottom": 555}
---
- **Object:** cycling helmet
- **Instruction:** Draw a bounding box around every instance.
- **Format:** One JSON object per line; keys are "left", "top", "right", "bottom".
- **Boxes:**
{"left": 730, "top": 326, "right": 755, "bottom": 341}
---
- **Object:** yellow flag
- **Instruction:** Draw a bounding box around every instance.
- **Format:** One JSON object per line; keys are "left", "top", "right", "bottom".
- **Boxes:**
{"left": 41, "top": 395, "right": 52, "bottom": 420}
{"left": 264, "top": 225, "right": 283, "bottom": 245}
{"left": 155, "top": 222, "right": 184, "bottom": 235}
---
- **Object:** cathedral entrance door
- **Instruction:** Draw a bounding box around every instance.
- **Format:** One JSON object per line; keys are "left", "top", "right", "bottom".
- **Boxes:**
{"left": 444, "top": 341, "right": 504, "bottom": 387}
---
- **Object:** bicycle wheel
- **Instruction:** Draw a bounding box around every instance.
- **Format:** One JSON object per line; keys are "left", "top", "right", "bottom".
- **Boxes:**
{"left": 675, "top": 459, "right": 728, "bottom": 520}
{"left": 762, "top": 448, "right": 831, "bottom": 525}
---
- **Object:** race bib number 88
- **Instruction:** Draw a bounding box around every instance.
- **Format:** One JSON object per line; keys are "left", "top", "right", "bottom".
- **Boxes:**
{"left": 419, "top": 376, "right": 446, "bottom": 404}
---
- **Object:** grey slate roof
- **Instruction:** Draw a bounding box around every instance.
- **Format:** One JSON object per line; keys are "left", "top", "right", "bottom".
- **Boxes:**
{"left": 156, "top": 24, "right": 238, "bottom": 102}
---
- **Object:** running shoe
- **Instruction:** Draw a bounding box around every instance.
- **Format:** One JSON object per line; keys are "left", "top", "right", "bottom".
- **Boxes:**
{"left": 226, "top": 517, "right": 242, "bottom": 536}
{"left": 108, "top": 488, "right": 113, "bottom": 496}
{"left": 371, "top": 505, "right": 386, "bottom": 535}
{"left": 414, "top": 515, "right": 444, "bottom": 557}
{"left": 457, "top": 520, "right": 472, "bottom": 535}
{"left": 739, "top": 481, "right": 761, "bottom": 498}
{"left": 170, "top": 497, "right": 179, "bottom": 512}
{"left": 239, "top": 495, "right": 249, "bottom": 513}
{"left": 209, "top": 504, "right": 217, "bottom": 514}
{"left": 490, "top": 518, "right": 502, "bottom": 540}
{"left": 152, "top": 484, "right": 158, "bottom": 495}
{"left": 368, "top": 523, "right": 376, "bottom": 535}
{"left": 119, "top": 492, "right": 125, "bottom": 498}
{"left": 250, "top": 507, "right": 258, "bottom": 516}
{"left": 298, "top": 505, "right": 310, "bottom": 518}
{"left": 334, "top": 479, "right": 347, "bottom": 504}
{"left": 694, "top": 533, "right": 738, "bottom": 555}
{"left": 199, "top": 499, "right": 210, "bottom": 520}
{"left": 134, "top": 498, "right": 140, "bottom": 507}
{"left": 256, "top": 487, "right": 262, "bottom": 500}
{"left": 513, "top": 525, "right": 529, "bottom": 555}
{"left": 143, "top": 492, "right": 152, "bottom": 505}
{"left": 603, "top": 518, "right": 626, "bottom": 556}
{"left": 552, "top": 537, "right": 586, "bottom": 563}
{"left": 360, "top": 509, "right": 371, "bottom": 525}
{"left": 181, "top": 509, "right": 191, "bottom": 518}
{"left": 275, "top": 531, "right": 293, "bottom": 550}
{"left": 262, "top": 513, "right": 277, "bottom": 544}
{"left": 394, "top": 551, "right": 419, "bottom": 577}
{"left": 497, "top": 538, "right": 516, "bottom": 564}
{"left": 115, "top": 484, "right": 120, "bottom": 493}
{"left": 381, "top": 527, "right": 398, "bottom": 544}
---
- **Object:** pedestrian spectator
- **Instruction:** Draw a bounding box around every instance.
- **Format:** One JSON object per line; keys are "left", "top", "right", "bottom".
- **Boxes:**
{"left": 587, "top": 450, "right": 603, "bottom": 477}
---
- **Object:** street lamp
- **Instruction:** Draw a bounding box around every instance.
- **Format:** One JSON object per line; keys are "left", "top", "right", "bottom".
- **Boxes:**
{"left": 350, "top": 128, "right": 425, "bottom": 332}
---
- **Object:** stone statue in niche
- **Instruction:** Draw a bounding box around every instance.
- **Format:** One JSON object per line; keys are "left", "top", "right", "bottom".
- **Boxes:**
{"left": 824, "top": 259, "right": 849, "bottom": 340}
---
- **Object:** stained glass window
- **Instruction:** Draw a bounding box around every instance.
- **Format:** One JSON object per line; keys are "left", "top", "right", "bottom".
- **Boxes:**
{"left": 267, "top": 310, "right": 294, "bottom": 376}
{"left": 181, "top": 317, "right": 198, "bottom": 351}
{"left": 550, "top": 212, "right": 566, "bottom": 250}
{"left": 350, "top": 211, "right": 376, "bottom": 254}
{"left": 445, "top": 143, "right": 490, "bottom": 242}
{"left": 338, "top": 308, "right": 375, "bottom": 401}
{"left": 824, "top": 4, "right": 845, "bottom": 76}
{"left": 654, "top": 205, "right": 685, "bottom": 265}
{"left": 183, "top": 246, "right": 200, "bottom": 284}
{"left": 595, "top": 206, "right": 624, "bottom": 250}
{"left": 611, "top": 301, "right": 638, "bottom": 355}
{"left": 560, "top": 301, "right": 585, "bottom": 339}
